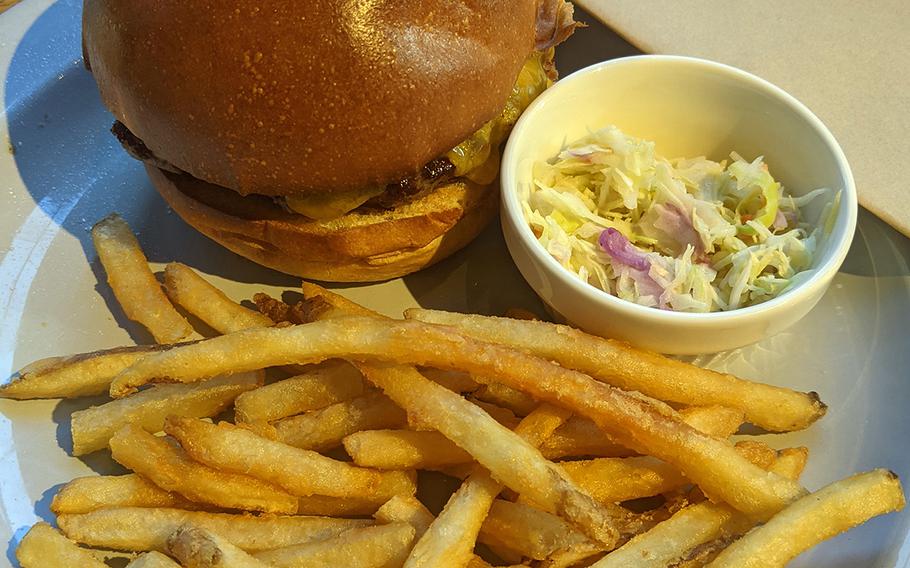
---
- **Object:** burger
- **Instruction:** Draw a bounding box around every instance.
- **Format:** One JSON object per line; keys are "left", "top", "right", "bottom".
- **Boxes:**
{"left": 82, "top": 1, "right": 578, "bottom": 281}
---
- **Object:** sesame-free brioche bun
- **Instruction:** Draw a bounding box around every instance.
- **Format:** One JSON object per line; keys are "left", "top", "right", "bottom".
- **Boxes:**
{"left": 146, "top": 164, "right": 499, "bottom": 282}
{"left": 83, "top": 0, "right": 539, "bottom": 196}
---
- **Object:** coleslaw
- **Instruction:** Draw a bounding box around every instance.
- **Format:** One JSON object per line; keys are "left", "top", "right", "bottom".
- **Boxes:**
{"left": 522, "top": 125, "right": 839, "bottom": 312}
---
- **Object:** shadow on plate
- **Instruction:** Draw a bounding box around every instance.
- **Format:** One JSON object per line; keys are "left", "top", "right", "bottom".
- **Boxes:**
{"left": 34, "top": 484, "right": 63, "bottom": 524}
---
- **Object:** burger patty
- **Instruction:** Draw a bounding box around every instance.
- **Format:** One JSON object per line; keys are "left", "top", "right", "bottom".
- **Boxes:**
{"left": 112, "top": 119, "right": 458, "bottom": 213}
{"left": 363, "top": 157, "right": 456, "bottom": 209}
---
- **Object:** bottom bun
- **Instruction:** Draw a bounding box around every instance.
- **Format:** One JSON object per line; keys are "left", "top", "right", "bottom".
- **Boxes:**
{"left": 146, "top": 164, "right": 498, "bottom": 282}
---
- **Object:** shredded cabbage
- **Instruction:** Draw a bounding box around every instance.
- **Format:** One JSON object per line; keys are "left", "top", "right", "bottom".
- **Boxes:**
{"left": 524, "top": 125, "right": 837, "bottom": 312}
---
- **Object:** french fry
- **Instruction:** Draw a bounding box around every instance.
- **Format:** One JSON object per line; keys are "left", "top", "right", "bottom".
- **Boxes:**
{"left": 71, "top": 371, "right": 262, "bottom": 455}
{"left": 126, "top": 551, "right": 183, "bottom": 568}
{"left": 1, "top": 345, "right": 166, "bottom": 399}
{"left": 108, "top": 315, "right": 805, "bottom": 519}
{"left": 471, "top": 381, "right": 539, "bottom": 416}
{"left": 592, "top": 500, "right": 743, "bottom": 568}
{"left": 405, "top": 309, "right": 825, "bottom": 432}
{"left": 346, "top": 425, "right": 629, "bottom": 471}
{"left": 708, "top": 470, "right": 905, "bottom": 567}
{"left": 406, "top": 404, "right": 573, "bottom": 567}
{"left": 769, "top": 447, "right": 809, "bottom": 479}
{"left": 418, "top": 368, "right": 480, "bottom": 394}
{"left": 273, "top": 391, "right": 407, "bottom": 451}
{"left": 92, "top": 214, "right": 200, "bottom": 344}
{"left": 346, "top": 404, "right": 743, "bottom": 472}
{"left": 296, "top": 470, "right": 417, "bottom": 516}
{"left": 732, "top": 440, "right": 778, "bottom": 470}
{"left": 57, "top": 507, "right": 370, "bottom": 552}
{"left": 459, "top": 399, "right": 520, "bottom": 429}
{"left": 164, "top": 416, "right": 381, "bottom": 498}
{"left": 109, "top": 424, "right": 297, "bottom": 514}
{"left": 373, "top": 497, "right": 495, "bottom": 568}
{"left": 234, "top": 361, "right": 364, "bottom": 422}
{"left": 298, "top": 287, "right": 624, "bottom": 548}
{"left": 51, "top": 474, "right": 201, "bottom": 515}
{"left": 163, "top": 262, "right": 274, "bottom": 334}
{"left": 15, "top": 522, "right": 109, "bottom": 568}
{"left": 560, "top": 457, "right": 687, "bottom": 504}
{"left": 540, "top": 418, "right": 634, "bottom": 460}
{"left": 591, "top": 447, "right": 811, "bottom": 568}
{"left": 556, "top": 441, "right": 779, "bottom": 508}
{"left": 677, "top": 406, "right": 745, "bottom": 439}
{"left": 374, "top": 495, "right": 435, "bottom": 536}
{"left": 358, "top": 363, "right": 623, "bottom": 547}
{"left": 345, "top": 429, "right": 474, "bottom": 470}
{"left": 478, "top": 499, "right": 601, "bottom": 563}
{"left": 252, "top": 523, "right": 416, "bottom": 568}
{"left": 406, "top": 472, "right": 502, "bottom": 567}
{"left": 543, "top": 405, "right": 743, "bottom": 462}
{"left": 167, "top": 525, "right": 269, "bottom": 568}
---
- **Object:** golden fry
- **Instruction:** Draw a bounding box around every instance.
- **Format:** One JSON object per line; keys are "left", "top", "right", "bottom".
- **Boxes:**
{"left": 109, "top": 424, "right": 297, "bottom": 514}
{"left": 405, "top": 472, "right": 502, "bottom": 568}
{"left": 234, "top": 361, "right": 364, "bottom": 423}
{"left": 296, "top": 470, "right": 416, "bottom": 516}
{"left": 1, "top": 345, "right": 165, "bottom": 399}
{"left": 677, "top": 405, "right": 745, "bottom": 439}
{"left": 708, "top": 470, "right": 905, "bottom": 567}
{"left": 540, "top": 418, "right": 635, "bottom": 460}
{"left": 15, "top": 523, "right": 108, "bottom": 568}
{"left": 71, "top": 371, "right": 262, "bottom": 455}
{"left": 165, "top": 416, "right": 381, "bottom": 498}
{"left": 418, "top": 368, "right": 480, "bottom": 394}
{"left": 560, "top": 457, "right": 686, "bottom": 504}
{"left": 405, "top": 309, "right": 825, "bottom": 432}
{"left": 374, "top": 495, "right": 435, "bottom": 536}
{"left": 163, "top": 262, "right": 273, "bottom": 334}
{"left": 406, "top": 404, "right": 571, "bottom": 567}
{"left": 478, "top": 499, "right": 600, "bottom": 563}
{"left": 252, "top": 523, "right": 416, "bottom": 568}
{"left": 344, "top": 429, "right": 474, "bottom": 470}
{"left": 471, "top": 381, "right": 539, "bottom": 416}
{"left": 301, "top": 286, "right": 622, "bottom": 548}
{"left": 592, "top": 446, "right": 811, "bottom": 567}
{"left": 359, "top": 363, "right": 622, "bottom": 547}
{"left": 92, "top": 214, "right": 200, "bottom": 344}
{"left": 57, "top": 507, "right": 369, "bottom": 552}
{"left": 52, "top": 474, "right": 200, "bottom": 515}
{"left": 273, "top": 391, "right": 407, "bottom": 451}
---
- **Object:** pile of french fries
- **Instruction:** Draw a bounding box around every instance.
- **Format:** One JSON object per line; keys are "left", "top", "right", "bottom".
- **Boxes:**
{"left": 2, "top": 213, "right": 904, "bottom": 568}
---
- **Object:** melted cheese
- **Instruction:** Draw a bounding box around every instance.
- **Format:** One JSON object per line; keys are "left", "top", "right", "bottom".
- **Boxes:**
{"left": 284, "top": 185, "right": 386, "bottom": 220}
{"left": 446, "top": 50, "right": 552, "bottom": 184}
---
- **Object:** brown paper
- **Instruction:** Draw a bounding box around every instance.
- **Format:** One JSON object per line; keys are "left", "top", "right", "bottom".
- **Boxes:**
{"left": 576, "top": 0, "right": 910, "bottom": 238}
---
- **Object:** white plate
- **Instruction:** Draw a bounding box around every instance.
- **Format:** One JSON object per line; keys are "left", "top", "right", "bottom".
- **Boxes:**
{"left": 1, "top": 2, "right": 909, "bottom": 567}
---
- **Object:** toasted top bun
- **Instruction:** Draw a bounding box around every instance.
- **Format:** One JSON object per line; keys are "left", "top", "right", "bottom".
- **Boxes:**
{"left": 82, "top": 0, "right": 538, "bottom": 197}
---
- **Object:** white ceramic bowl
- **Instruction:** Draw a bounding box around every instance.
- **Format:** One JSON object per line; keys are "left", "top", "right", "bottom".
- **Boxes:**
{"left": 500, "top": 55, "right": 858, "bottom": 355}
